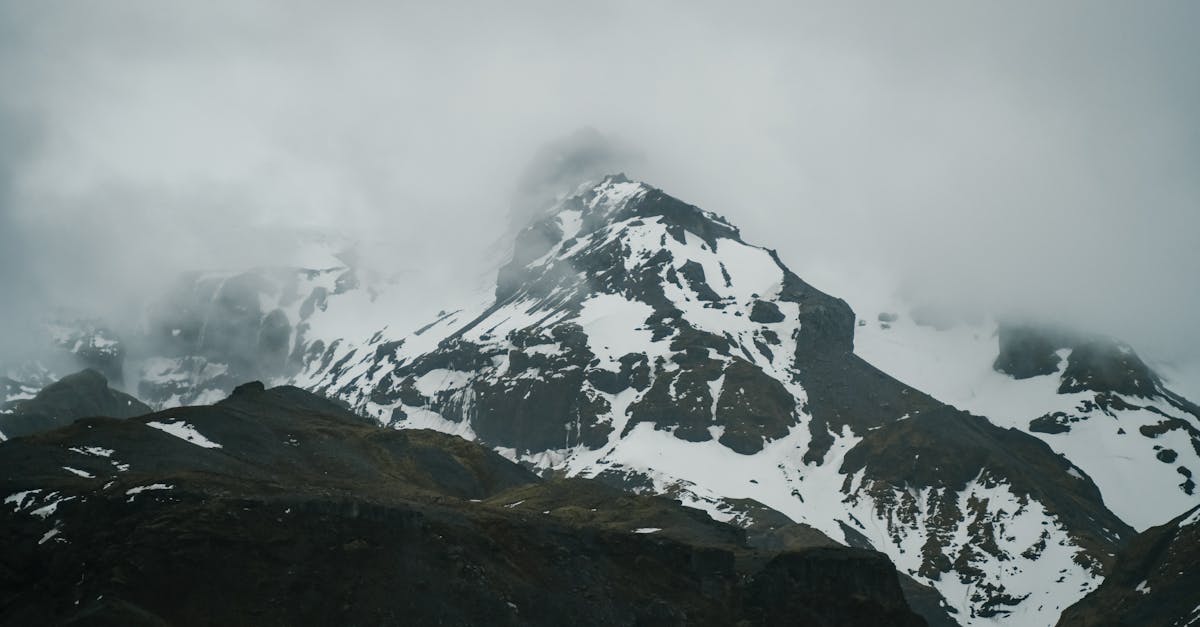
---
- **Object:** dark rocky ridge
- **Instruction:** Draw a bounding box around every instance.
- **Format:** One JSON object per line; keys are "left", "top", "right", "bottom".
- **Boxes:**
{"left": 994, "top": 323, "right": 1191, "bottom": 403}
{"left": 841, "top": 408, "right": 1133, "bottom": 572}
{"left": 0, "top": 369, "right": 149, "bottom": 440}
{"left": 0, "top": 384, "right": 927, "bottom": 626}
{"left": 1057, "top": 506, "right": 1200, "bottom": 627}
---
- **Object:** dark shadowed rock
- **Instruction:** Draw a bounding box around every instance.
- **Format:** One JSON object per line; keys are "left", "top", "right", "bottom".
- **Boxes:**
{"left": 994, "top": 324, "right": 1069, "bottom": 379}
{"left": 1057, "top": 506, "right": 1200, "bottom": 627}
{"left": 0, "top": 369, "right": 149, "bottom": 439}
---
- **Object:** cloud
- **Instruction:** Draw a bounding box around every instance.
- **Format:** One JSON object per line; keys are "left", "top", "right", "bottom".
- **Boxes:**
{"left": 0, "top": 0, "right": 1197, "bottom": 370}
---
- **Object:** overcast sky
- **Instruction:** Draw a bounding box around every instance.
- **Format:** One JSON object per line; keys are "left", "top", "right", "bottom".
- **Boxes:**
{"left": 1, "top": 1, "right": 1197, "bottom": 373}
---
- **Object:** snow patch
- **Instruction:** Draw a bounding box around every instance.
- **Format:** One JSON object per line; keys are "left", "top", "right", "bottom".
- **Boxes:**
{"left": 146, "top": 420, "right": 223, "bottom": 449}
{"left": 126, "top": 483, "right": 173, "bottom": 498}
{"left": 69, "top": 446, "right": 114, "bottom": 458}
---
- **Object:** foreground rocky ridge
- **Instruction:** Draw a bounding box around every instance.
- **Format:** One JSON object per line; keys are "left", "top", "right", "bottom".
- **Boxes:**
{"left": 0, "top": 383, "right": 925, "bottom": 626}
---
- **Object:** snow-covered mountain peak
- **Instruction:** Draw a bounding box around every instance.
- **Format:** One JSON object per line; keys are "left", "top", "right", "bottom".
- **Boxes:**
{"left": 293, "top": 177, "right": 1141, "bottom": 625}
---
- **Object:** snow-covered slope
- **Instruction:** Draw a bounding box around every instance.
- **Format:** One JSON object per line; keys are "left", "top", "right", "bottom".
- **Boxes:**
{"left": 296, "top": 175, "right": 1138, "bottom": 625}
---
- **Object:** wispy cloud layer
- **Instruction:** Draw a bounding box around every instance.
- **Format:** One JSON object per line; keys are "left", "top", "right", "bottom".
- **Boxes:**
{"left": 1, "top": 1, "right": 1197, "bottom": 363}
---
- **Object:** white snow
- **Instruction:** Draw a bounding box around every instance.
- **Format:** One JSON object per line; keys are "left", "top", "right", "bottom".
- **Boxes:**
{"left": 31, "top": 495, "right": 75, "bottom": 519}
{"left": 4, "top": 489, "right": 42, "bottom": 511}
{"left": 91, "top": 336, "right": 118, "bottom": 349}
{"left": 62, "top": 467, "right": 94, "bottom": 478}
{"left": 389, "top": 405, "right": 477, "bottom": 440}
{"left": 575, "top": 294, "right": 660, "bottom": 365}
{"left": 146, "top": 420, "right": 223, "bottom": 449}
{"left": 126, "top": 483, "right": 173, "bottom": 497}
{"left": 413, "top": 369, "right": 472, "bottom": 397}
{"left": 633, "top": 527, "right": 661, "bottom": 534}
{"left": 69, "top": 446, "right": 114, "bottom": 458}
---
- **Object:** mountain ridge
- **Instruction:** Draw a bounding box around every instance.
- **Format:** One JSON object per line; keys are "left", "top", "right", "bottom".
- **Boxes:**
{"left": 3, "top": 174, "right": 1198, "bottom": 625}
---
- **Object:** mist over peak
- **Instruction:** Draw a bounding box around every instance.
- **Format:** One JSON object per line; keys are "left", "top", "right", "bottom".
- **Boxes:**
{"left": 509, "top": 128, "right": 645, "bottom": 229}
{"left": 0, "top": 0, "right": 1197, "bottom": 375}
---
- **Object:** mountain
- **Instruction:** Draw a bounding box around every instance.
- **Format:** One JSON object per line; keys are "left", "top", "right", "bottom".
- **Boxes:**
{"left": 0, "top": 369, "right": 149, "bottom": 440}
{"left": 4, "top": 174, "right": 1197, "bottom": 625}
{"left": 1057, "top": 505, "right": 1200, "bottom": 626}
{"left": 289, "top": 175, "right": 1155, "bottom": 625}
{"left": 0, "top": 382, "right": 926, "bottom": 626}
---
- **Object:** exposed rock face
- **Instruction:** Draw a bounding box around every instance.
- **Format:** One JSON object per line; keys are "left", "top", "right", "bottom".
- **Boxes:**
{"left": 0, "top": 385, "right": 926, "bottom": 626}
{"left": 296, "top": 176, "right": 1136, "bottom": 625}
{"left": 994, "top": 324, "right": 1073, "bottom": 379}
{"left": 1057, "top": 506, "right": 1200, "bottom": 627}
{"left": 995, "top": 323, "right": 1170, "bottom": 398}
{"left": 0, "top": 369, "right": 149, "bottom": 440}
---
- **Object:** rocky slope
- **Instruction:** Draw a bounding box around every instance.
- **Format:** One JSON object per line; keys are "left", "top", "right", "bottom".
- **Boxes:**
{"left": 0, "top": 383, "right": 926, "bottom": 626}
{"left": 1057, "top": 505, "right": 1200, "bottom": 626}
{"left": 291, "top": 175, "right": 1143, "bottom": 625}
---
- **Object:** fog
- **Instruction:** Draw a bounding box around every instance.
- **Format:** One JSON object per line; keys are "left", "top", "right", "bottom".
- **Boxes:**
{"left": 1, "top": 1, "right": 1198, "bottom": 377}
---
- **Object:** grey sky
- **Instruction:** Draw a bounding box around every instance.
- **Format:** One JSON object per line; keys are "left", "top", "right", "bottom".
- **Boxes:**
{"left": 1, "top": 1, "right": 1197, "bottom": 369}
